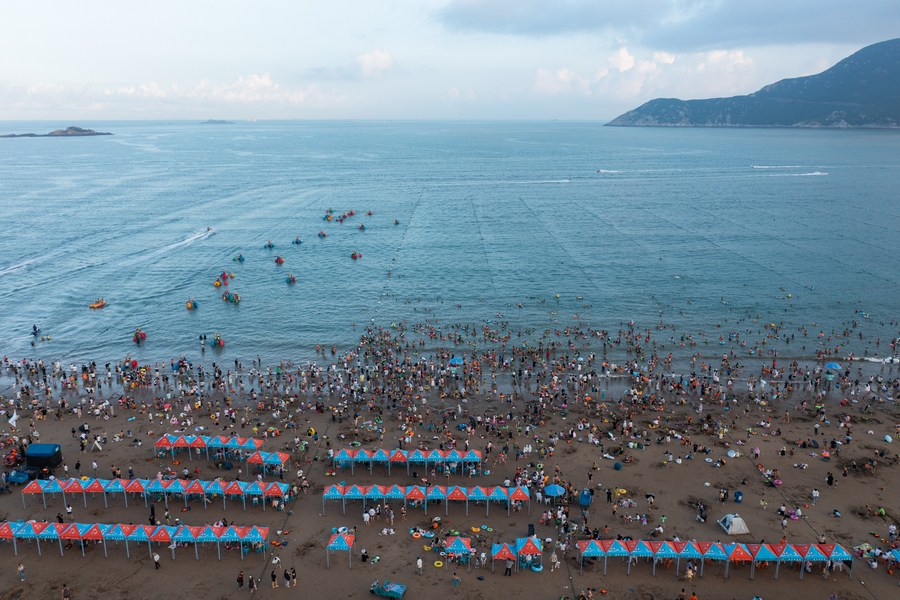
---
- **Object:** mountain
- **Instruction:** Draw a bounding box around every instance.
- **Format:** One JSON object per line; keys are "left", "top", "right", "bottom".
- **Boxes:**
{"left": 607, "top": 38, "right": 900, "bottom": 128}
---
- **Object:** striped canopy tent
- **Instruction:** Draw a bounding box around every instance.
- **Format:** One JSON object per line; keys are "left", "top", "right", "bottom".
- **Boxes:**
{"left": 487, "top": 486, "right": 508, "bottom": 516}
{"left": 61, "top": 479, "right": 89, "bottom": 508}
{"left": 426, "top": 449, "right": 444, "bottom": 469}
{"left": 263, "top": 451, "right": 291, "bottom": 472}
{"left": 447, "top": 486, "right": 469, "bottom": 515}
{"left": 343, "top": 484, "right": 367, "bottom": 513}
{"left": 515, "top": 536, "right": 544, "bottom": 569}
{"left": 104, "top": 478, "right": 129, "bottom": 507}
{"left": 425, "top": 485, "right": 447, "bottom": 515}
{"left": 187, "top": 434, "right": 207, "bottom": 460}
{"left": 326, "top": 532, "right": 355, "bottom": 568}
{"left": 222, "top": 437, "right": 245, "bottom": 450}
{"left": 59, "top": 522, "right": 89, "bottom": 557}
{"left": 77, "top": 523, "right": 110, "bottom": 558}
{"left": 794, "top": 544, "right": 828, "bottom": 580}
{"left": 126, "top": 524, "right": 156, "bottom": 559}
{"left": 384, "top": 484, "right": 405, "bottom": 502}
{"left": 371, "top": 449, "right": 390, "bottom": 474}
{"left": 746, "top": 543, "right": 779, "bottom": 579}
{"left": 468, "top": 486, "right": 489, "bottom": 509}
{"left": 244, "top": 451, "right": 265, "bottom": 475}
{"left": 463, "top": 449, "right": 482, "bottom": 468}
{"left": 509, "top": 486, "right": 531, "bottom": 515}
{"left": 165, "top": 479, "right": 189, "bottom": 508}
{"left": 153, "top": 434, "right": 179, "bottom": 461}
{"left": 21, "top": 479, "right": 48, "bottom": 509}
{"left": 146, "top": 478, "right": 171, "bottom": 507}
{"left": 322, "top": 484, "right": 343, "bottom": 513}
{"left": 204, "top": 479, "right": 227, "bottom": 510}
{"left": 205, "top": 435, "right": 229, "bottom": 450}
{"left": 446, "top": 536, "right": 473, "bottom": 569}
{"left": 407, "top": 449, "right": 427, "bottom": 471}
{"left": 769, "top": 542, "right": 803, "bottom": 578}
{"left": 106, "top": 523, "right": 138, "bottom": 558}
{"left": 623, "top": 539, "right": 653, "bottom": 574}
{"left": 331, "top": 448, "right": 356, "bottom": 474}
{"left": 647, "top": 540, "right": 678, "bottom": 575}
{"left": 224, "top": 480, "right": 249, "bottom": 510}
{"left": 244, "top": 481, "right": 267, "bottom": 510}
{"left": 820, "top": 543, "right": 853, "bottom": 577}
{"left": 126, "top": 479, "right": 149, "bottom": 507}
{"left": 353, "top": 449, "right": 373, "bottom": 475}
{"left": 149, "top": 524, "right": 178, "bottom": 560}
{"left": 722, "top": 543, "right": 753, "bottom": 578}
{"left": 364, "top": 484, "right": 386, "bottom": 505}
{"left": 32, "top": 520, "right": 59, "bottom": 557}
{"left": 389, "top": 449, "right": 408, "bottom": 476}
{"left": 492, "top": 542, "right": 517, "bottom": 572}
{"left": 696, "top": 541, "right": 727, "bottom": 577}
{"left": 48, "top": 522, "right": 71, "bottom": 557}
{"left": 577, "top": 539, "right": 604, "bottom": 573}
{"left": 599, "top": 539, "right": 629, "bottom": 575}
{"left": 173, "top": 525, "right": 201, "bottom": 560}
{"left": 443, "top": 449, "right": 463, "bottom": 474}
{"left": 405, "top": 485, "right": 426, "bottom": 511}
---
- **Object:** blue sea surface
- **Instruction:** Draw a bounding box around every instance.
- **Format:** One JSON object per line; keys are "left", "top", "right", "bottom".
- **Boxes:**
{"left": 0, "top": 121, "right": 897, "bottom": 365}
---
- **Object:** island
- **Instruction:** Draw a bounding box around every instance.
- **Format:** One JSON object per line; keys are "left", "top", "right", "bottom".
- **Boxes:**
{"left": 200, "top": 119, "right": 234, "bottom": 125}
{"left": 0, "top": 126, "right": 112, "bottom": 138}
{"left": 607, "top": 38, "right": 900, "bottom": 128}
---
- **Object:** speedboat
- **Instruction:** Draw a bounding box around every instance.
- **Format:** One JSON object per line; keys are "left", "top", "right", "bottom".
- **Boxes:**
{"left": 89, "top": 299, "right": 107, "bottom": 309}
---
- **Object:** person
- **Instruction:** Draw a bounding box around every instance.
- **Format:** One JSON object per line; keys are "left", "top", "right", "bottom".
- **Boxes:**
{"left": 290, "top": 567, "right": 297, "bottom": 587}
{"left": 677, "top": 590, "right": 686, "bottom": 600}
{"left": 153, "top": 552, "right": 161, "bottom": 569}
{"left": 812, "top": 488, "right": 820, "bottom": 504}
{"left": 270, "top": 570, "right": 278, "bottom": 588}
{"left": 17, "top": 562, "right": 25, "bottom": 581}
{"left": 61, "top": 584, "right": 71, "bottom": 599}
{"left": 550, "top": 550, "right": 560, "bottom": 571}
{"left": 504, "top": 558, "right": 513, "bottom": 576}
{"left": 688, "top": 592, "right": 699, "bottom": 600}
{"left": 248, "top": 575, "right": 256, "bottom": 594}
{"left": 283, "top": 569, "right": 291, "bottom": 588}
{"left": 361, "top": 548, "right": 369, "bottom": 562}
{"left": 237, "top": 570, "right": 244, "bottom": 589}
{"left": 416, "top": 555, "right": 423, "bottom": 574}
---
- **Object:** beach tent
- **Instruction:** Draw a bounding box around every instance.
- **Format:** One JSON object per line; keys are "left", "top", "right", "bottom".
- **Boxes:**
{"left": 322, "top": 484, "right": 344, "bottom": 514}
{"left": 488, "top": 486, "right": 509, "bottom": 516}
{"left": 718, "top": 513, "right": 750, "bottom": 535}
{"left": 769, "top": 542, "right": 803, "bottom": 578}
{"left": 746, "top": 543, "right": 778, "bottom": 579}
{"left": 599, "top": 539, "right": 629, "bottom": 574}
{"left": 576, "top": 539, "right": 604, "bottom": 574}
{"left": 722, "top": 543, "right": 753, "bottom": 578}
{"left": 326, "top": 532, "right": 355, "bottom": 568}
{"left": 492, "top": 542, "right": 517, "bottom": 572}
{"left": 106, "top": 523, "right": 138, "bottom": 558}
{"left": 623, "top": 540, "right": 653, "bottom": 574}
{"left": 447, "top": 485, "right": 469, "bottom": 514}
{"left": 515, "top": 536, "right": 544, "bottom": 570}
{"left": 794, "top": 544, "right": 828, "bottom": 579}
{"left": 646, "top": 540, "right": 678, "bottom": 575}
{"left": 389, "top": 449, "right": 408, "bottom": 476}
{"left": 384, "top": 484, "right": 405, "bottom": 502}
{"left": 446, "top": 536, "right": 473, "bottom": 569}
{"left": 509, "top": 486, "right": 531, "bottom": 515}
{"left": 426, "top": 485, "right": 446, "bottom": 515}
{"left": 820, "top": 543, "right": 853, "bottom": 577}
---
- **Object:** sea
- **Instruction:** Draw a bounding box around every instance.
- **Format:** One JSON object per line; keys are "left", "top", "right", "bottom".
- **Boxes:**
{"left": 0, "top": 121, "right": 898, "bottom": 368}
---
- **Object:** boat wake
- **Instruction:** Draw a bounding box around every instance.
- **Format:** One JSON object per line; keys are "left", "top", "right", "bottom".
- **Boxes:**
{"left": 121, "top": 228, "right": 215, "bottom": 267}
{"left": 750, "top": 165, "right": 807, "bottom": 169}
{"left": 0, "top": 249, "right": 66, "bottom": 278}
{"left": 764, "top": 171, "right": 828, "bottom": 177}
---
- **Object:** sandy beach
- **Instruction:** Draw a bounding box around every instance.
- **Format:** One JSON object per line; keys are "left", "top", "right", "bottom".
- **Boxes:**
{"left": 1, "top": 324, "right": 899, "bottom": 600}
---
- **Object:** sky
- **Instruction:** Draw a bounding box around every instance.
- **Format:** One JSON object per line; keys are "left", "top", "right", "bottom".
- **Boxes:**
{"left": 1, "top": 0, "right": 898, "bottom": 121}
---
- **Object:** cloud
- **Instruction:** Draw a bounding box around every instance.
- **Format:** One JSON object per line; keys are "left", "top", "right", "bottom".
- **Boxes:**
{"left": 533, "top": 47, "right": 758, "bottom": 104}
{"left": 356, "top": 49, "right": 394, "bottom": 77}
{"left": 436, "top": 0, "right": 900, "bottom": 51}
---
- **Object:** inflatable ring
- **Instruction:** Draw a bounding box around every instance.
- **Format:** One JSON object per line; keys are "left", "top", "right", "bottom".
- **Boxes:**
{"left": 434, "top": 560, "right": 443, "bottom": 568}
{"left": 617, "top": 488, "right": 627, "bottom": 495}
{"left": 173, "top": 460, "right": 180, "bottom": 465}
{"left": 424, "top": 546, "right": 432, "bottom": 551}
{"left": 486, "top": 527, "right": 493, "bottom": 532}
{"left": 471, "top": 527, "right": 481, "bottom": 533}
{"left": 423, "top": 532, "right": 435, "bottom": 538}
{"left": 440, "top": 552, "right": 446, "bottom": 557}
{"left": 412, "top": 532, "right": 422, "bottom": 539}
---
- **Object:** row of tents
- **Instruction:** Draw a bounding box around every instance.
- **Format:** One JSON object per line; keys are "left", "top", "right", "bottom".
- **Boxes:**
{"left": 153, "top": 434, "right": 264, "bottom": 461}
{"left": 323, "top": 483, "right": 531, "bottom": 515}
{"left": 575, "top": 539, "right": 854, "bottom": 579}
{"left": 0, "top": 520, "right": 269, "bottom": 561}
{"left": 332, "top": 447, "right": 482, "bottom": 475}
{"left": 21, "top": 477, "right": 291, "bottom": 511}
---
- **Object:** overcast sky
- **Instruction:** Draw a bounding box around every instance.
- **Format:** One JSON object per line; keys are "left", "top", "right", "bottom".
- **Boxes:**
{"left": 1, "top": 0, "right": 898, "bottom": 120}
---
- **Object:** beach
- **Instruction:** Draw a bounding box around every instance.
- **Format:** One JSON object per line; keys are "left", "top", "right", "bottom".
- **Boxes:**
{"left": 2, "top": 321, "right": 899, "bottom": 600}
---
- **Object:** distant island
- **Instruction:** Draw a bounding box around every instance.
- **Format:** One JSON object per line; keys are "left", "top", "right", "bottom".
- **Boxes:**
{"left": 200, "top": 119, "right": 234, "bottom": 125}
{"left": 607, "top": 38, "right": 900, "bottom": 128}
{"left": 0, "top": 126, "right": 112, "bottom": 138}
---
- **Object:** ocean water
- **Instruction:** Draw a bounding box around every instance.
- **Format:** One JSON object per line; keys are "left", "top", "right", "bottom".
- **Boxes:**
{"left": 0, "top": 120, "right": 897, "bottom": 365}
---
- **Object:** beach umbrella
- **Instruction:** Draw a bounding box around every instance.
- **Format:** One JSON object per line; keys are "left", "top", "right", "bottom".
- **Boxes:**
{"left": 449, "top": 357, "right": 463, "bottom": 366}
{"left": 492, "top": 542, "right": 517, "bottom": 572}
{"left": 326, "top": 532, "right": 355, "bottom": 568}
{"left": 544, "top": 484, "right": 565, "bottom": 497}
{"left": 825, "top": 362, "right": 841, "bottom": 370}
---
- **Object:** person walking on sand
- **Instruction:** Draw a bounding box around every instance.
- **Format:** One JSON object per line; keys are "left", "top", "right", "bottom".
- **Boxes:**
{"left": 271, "top": 570, "right": 278, "bottom": 588}
{"left": 290, "top": 567, "right": 297, "bottom": 587}
{"left": 153, "top": 552, "right": 161, "bottom": 569}
{"left": 283, "top": 569, "right": 290, "bottom": 587}
{"left": 504, "top": 558, "right": 513, "bottom": 576}
{"left": 17, "top": 562, "right": 25, "bottom": 581}
{"left": 248, "top": 576, "right": 256, "bottom": 594}
{"left": 416, "top": 556, "right": 423, "bottom": 574}
{"left": 237, "top": 570, "right": 244, "bottom": 589}
{"left": 61, "top": 584, "right": 71, "bottom": 599}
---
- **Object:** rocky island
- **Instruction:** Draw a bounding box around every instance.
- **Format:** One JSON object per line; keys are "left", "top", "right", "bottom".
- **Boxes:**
{"left": 607, "top": 38, "right": 900, "bottom": 128}
{"left": 0, "top": 126, "right": 113, "bottom": 138}
{"left": 200, "top": 119, "right": 233, "bottom": 124}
